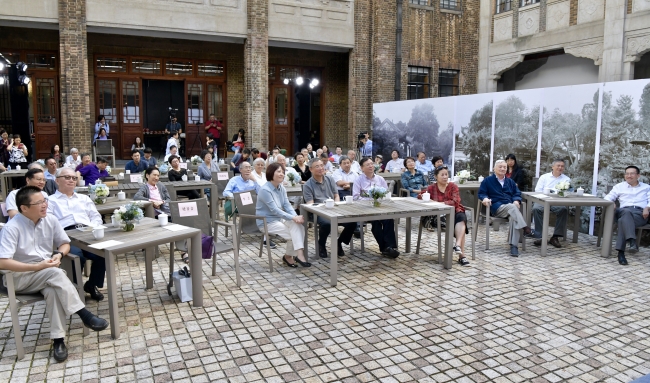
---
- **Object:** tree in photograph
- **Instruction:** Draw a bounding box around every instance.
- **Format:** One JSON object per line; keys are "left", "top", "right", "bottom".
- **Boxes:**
{"left": 406, "top": 103, "right": 440, "bottom": 156}
{"left": 439, "top": 122, "right": 454, "bottom": 165}
{"left": 458, "top": 101, "right": 493, "bottom": 176}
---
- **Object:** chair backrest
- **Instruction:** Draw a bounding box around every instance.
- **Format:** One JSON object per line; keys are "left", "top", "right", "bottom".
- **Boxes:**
{"left": 387, "top": 180, "right": 396, "bottom": 196}
{"left": 532, "top": 177, "right": 539, "bottom": 189}
{"left": 212, "top": 171, "right": 231, "bottom": 197}
{"left": 96, "top": 140, "right": 113, "bottom": 155}
{"left": 168, "top": 198, "right": 212, "bottom": 236}
{"left": 166, "top": 183, "right": 178, "bottom": 200}
{"left": 233, "top": 190, "right": 261, "bottom": 234}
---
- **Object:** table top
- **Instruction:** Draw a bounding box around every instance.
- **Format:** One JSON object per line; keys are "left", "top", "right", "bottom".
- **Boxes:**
{"left": 456, "top": 181, "right": 481, "bottom": 190}
{"left": 79, "top": 180, "right": 215, "bottom": 193}
{"left": 67, "top": 217, "right": 199, "bottom": 252}
{"left": 301, "top": 197, "right": 453, "bottom": 219}
{"left": 521, "top": 191, "right": 614, "bottom": 206}
{"left": 93, "top": 197, "right": 153, "bottom": 215}
{"left": 0, "top": 170, "right": 28, "bottom": 176}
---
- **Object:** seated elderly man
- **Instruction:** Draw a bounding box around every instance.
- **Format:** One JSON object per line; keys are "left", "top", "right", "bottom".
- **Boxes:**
{"left": 77, "top": 156, "right": 110, "bottom": 186}
{"left": 353, "top": 158, "right": 399, "bottom": 258}
{"left": 5, "top": 168, "right": 49, "bottom": 219}
{"left": 478, "top": 159, "right": 536, "bottom": 257}
{"left": 532, "top": 159, "right": 571, "bottom": 248}
{"left": 65, "top": 148, "right": 81, "bottom": 169}
{"left": 347, "top": 150, "right": 361, "bottom": 173}
{"left": 332, "top": 155, "right": 359, "bottom": 199}
{"left": 415, "top": 152, "right": 434, "bottom": 174}
{"left": 45, "top": 156, "right": 58, "bottom": 181}
{"left": 48, "top": 167, "right": 107, "bottom": 301}
{"left": 0, "top": 186, "right": 108, "bottom": 362}
{"left": 604, "top": 165, "right": 650, "bottom": 265}
{"left": 303, "top": 158, "right": 357, "bottom": 258}
{"left": 28, "top": 161, "right": 58, "bottom": 195}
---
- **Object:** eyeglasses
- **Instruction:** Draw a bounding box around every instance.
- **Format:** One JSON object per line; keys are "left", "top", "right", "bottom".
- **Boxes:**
{"left": 436, "top": 165, "right": 448, "bottom": 171}
{"left": 57, "top": 175, "right": 79, "bottom": 181}
{"left": 28, "top": 199, "right": 49, "bottom": 206}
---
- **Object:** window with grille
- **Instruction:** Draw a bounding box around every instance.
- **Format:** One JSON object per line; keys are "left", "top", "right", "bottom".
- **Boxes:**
{"left": 520, "top": 0, "right": 539, "bottom": 6}
{"left": 409, "top": 0, "right": 428, "bottom": 5}
{"left": 496, "top": 0, "right": 511, "bottom": 13}
{"left": 440, "top": 0, "right": 460, "bottom": 10}
{"left": 438, "top": 69, "right": 459, "bottom": 97}
{"left": 407, "top": 67, "right": 430, "bottom": 100}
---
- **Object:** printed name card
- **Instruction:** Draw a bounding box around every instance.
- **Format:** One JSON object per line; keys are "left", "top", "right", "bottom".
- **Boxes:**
{"left": 179, "top": 163, "right": 188, "bottom": 169}
{"left": 130, "top": 174, "right": 143, "bottom": 183}
{"left": 240, "top": 192, "right": 253, "bottom": 206}
{"left": 217, "top": 172, "right": 229, "bottom": 181}
{"left": 178, "top": 201, "right": 199, "bottom": 217}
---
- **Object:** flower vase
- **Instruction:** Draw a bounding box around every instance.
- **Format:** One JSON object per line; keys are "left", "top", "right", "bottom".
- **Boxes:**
{"left": 94, "top": 196, "right": 107, "bottom": 205}
{"left": 557, "top": 190, "right": 566, "bottom": 197}
{"left": 459, "top": 178, "right": 467, "bottom": 185}
{"left": 121, "top": 220, "right": 136, "bottom": 232}
{"left": 372, "top": 198, "right": 381, "bottom": 207}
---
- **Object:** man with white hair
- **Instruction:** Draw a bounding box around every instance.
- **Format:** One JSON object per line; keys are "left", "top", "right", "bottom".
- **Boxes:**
{"left": 275, "top": 154, "right": 301, "bottom": 185}
{"left": 478, "top": 159, "right": 536, "bottom": 257}
{"left": 347, "top": 150, "right": 361, "bottom": 174}
{"left": 65, "top": 148, "right": 81, "bottom": 169}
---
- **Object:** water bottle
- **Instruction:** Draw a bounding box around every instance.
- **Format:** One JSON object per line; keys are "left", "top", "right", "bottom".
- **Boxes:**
{"left": 7, "top": 165, "right": 10, "bottom": 171}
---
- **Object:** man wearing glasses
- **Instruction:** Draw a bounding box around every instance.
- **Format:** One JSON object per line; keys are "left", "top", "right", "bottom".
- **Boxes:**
{"left": 5, "top": 168, "right": 49, "bottom": 219}
{"left": 0, "top": 186, "right": 108, "bottom": 362}
{"left": 48, "top": 167, "right": 106, "bottom": 301}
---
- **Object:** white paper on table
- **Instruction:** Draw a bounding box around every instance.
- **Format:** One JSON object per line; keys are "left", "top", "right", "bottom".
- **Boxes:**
{"left": 422, "top": 202, "right": 447, "bottom": 207}
{"left": 163, "top": 224, "right": 189, "bottom": 232}
{"left": 583, "top": 193, "right": 595, "bottom": 197}
{"left": 217, "top": 172, "right": 229, "bottom": 180}
{"left": 179, "top": 162, "right": 188, "bottom": 169}
{"left": 90, "top": 240, "right": 123, "bottom": 249}
{"left": 391, "top": 197, "right": 408, "bottom": 201}
{"left": 334, "top": 201, "right": 347, "bottom": 205}
{"left": 178, "top": 201, "right": 199, "bottom": 217}
{"left": 531, "top": 194, "right": 550, "bottom": 199}
{"left": 129, "top": 174, "right": 143, "bottom": 183}
{"left": 240, "top": 192, "right": 253, "bottom": 205}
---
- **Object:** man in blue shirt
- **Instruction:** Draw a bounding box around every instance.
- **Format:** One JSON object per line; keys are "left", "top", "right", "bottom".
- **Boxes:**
{"left": 143, "top": 148, "right": 157, "bottom": 167}
{"left": 165, "top": 116, "right": 182, "bottom": 138}
{"left": 415, "top": 152, "right": 434, "bottom": 174}
{"left": 125, "top": 150, "right": 150, "bottom": 173}
{"left": 360, "top": 132, "right": 373, "bottom": 157}
{"left": 77, "top": 157, "right": 110, "bottom": 185}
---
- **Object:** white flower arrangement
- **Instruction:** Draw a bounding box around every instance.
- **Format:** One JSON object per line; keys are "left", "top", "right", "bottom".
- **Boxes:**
{"left": 287, "top": 172, "right": 297, "bottom": 186}
{"left": 555, "top": 181, "right": 571, "bottom": 191}
{"left": 191, "top": 155, "right": 203, "bottom": 165}
{"left": 113, "top": 202, "right": 145, "bottom": 230}
{"left": 457, "top": 169, "right": 471, "bottom": 179}
{"left": 89, "top": 184, "right": 109, "bottom": 197}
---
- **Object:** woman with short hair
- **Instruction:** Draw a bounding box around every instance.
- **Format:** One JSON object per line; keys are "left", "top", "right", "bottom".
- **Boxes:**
{"left": 401, "top": 156, "right": 426, "bottom": 197}
{"left": 252, "top": 157, "right": 267, "bottom": 186}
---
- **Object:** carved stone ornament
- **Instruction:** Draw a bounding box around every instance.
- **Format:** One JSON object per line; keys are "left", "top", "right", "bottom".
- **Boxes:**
{"left": 489, "top": 55, "right": 525, "bottom": 79}
{"left": 625, "top": 35, "right": 650, "bottom": 62}
{"left": 633, "top": 0, "right": 650, "bottom": 13}
{"left": 564, "top": 43, "right": 603, "bottom": 65}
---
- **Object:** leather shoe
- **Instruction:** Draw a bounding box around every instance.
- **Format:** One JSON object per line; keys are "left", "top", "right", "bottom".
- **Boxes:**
{"left": 523, "top": 228, "right": 536, "bottom": 239}
{"left": 337, "top": 242, "right": 345, "bottom": 257}
{"left": 618, "top": 253, "right": 628, "bottom": 265}
{"left": 628, "top": 240, "right": 639, "bottom": 253}
{"left": 82, "top": 314, "right": 109, "bottom": 332}
{"left": 549, "top": 237, "right": 562, "bottom": 248}
{"left": 318, "top": 245, "right": 328, "bottom": 258}
{"left": 381, "top": 247, "right": 400, "bottom": 258}
{"left": 533, "top": 239, "right": 542, "bottom": 247}
{"left": 293, "top": 256, "right": 311, "bottom": 267}
{"left": 84, "top": 282, "right": 104, "bottom": 301}
{"left": 53, "top": 341, "right": 68, "bottom": 362}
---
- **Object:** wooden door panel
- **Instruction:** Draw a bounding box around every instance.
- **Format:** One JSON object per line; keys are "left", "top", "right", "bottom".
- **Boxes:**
{"left": 119, "top": 79, "right": 142, "bottom": 159}
{"left": 270, "top": 85, "right": 292, "bottom": 151}
{"left": 32, "top": 75, "right": 60, "bottom": 160}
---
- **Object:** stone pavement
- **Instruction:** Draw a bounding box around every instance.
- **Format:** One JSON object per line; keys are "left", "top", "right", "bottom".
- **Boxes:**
{"left": 0, "top": 221, "right": 649, "bottom": 383}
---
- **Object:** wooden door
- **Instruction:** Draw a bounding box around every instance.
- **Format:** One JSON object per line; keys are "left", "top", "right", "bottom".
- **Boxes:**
{"left": 96, "top": 78, "right": 119, "bottom": 151}
{"left": 119, "top": 79, "right": 142, "bottom": 159}
{"left": 185, "top": 81, "right": 204, "bottom": 157}
{"left": 269, "top": 85, "right": 292, "bottom": 151}
{"left": 32, "top": 74, "right": 60, "bottom": 160}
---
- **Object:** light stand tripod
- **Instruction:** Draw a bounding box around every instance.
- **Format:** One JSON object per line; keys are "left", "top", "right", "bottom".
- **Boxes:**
{"left": 188, "top": 119, "right": 203, "bottom": 157}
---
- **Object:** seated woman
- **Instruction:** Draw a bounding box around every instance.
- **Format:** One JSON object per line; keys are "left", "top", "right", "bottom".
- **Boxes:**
{"left": 256, "top": 163, "right": 310, "bottom": 268}
{"left": 252, "top": 157, "right": 267, "bottom": 186}
{"left": 505, "top": 153, "right": 526, "bottom": 191}
{"left": 197, "top": 150, "right": 220, "bottom": 197}
{"left": 167, "top": 155, "right": 201, "bottom": 199}
{"left": 293, "top": 152, "right": 311, "bottom": 182}
{"left": 134, "top": 166, "right": 172, "bottom": 216}
{"left": 131, "top": 137, "right": 145, "bottom": 156}
{"left": 401, "top": 156, "right": 426, "bottom": 197}
{"left": 420, "top": 165, "right": 470, "bottom": 266}
{"left": 95, "top": 128, "right": 109, "bottom": 143}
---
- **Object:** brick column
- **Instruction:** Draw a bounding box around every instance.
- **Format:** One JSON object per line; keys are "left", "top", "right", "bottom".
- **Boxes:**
{"left": 59, "top": 0, "right": 91, "bottom": 155}
{"left": 245, "top": 0, "right": 269, "bottom": 149}
{"left": 348, "top": 0, "right": 373, "bottom": 147}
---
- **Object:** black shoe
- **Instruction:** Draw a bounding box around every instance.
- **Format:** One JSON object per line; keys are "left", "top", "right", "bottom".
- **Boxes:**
{"left": 264, "top": 240, "right": 277, "bottom": 249}
{"left": 523, "top": 228, "right": 536, "bottom": 239}
{"left": 53, "top": 342, "right": 68, "bottom": 362}
{"left": 82, "top": 315, "right": 109, "bottom": 332}
{"left": 293, "top": 256, "right": 311, "bottom": 267}
{"left": 533, "top": 239, "right": 542, "bottom": 247}
{"left": 381, "top": 247, "right": 400, "bottom": 258}
{"left": 318, "top": 245, "right": 328, "bottom": 258}
{"left": 458, "top": 257, "right": 470, "bottom": 266}
{"left": 618, "top": 253, "right": 628, "bottom": 265}
{"left": 628, "top": 240, "right": 639, "bottom": 253}
{"left": 283, "top": 256, "right": 298, "bottom": 268}
{"left": 353, "top": 230, "right": 361, "bottom": 239}
{"left": 337, "top": 242, "right": 345, "bottom": 257}
{"left": 549, "top": 237, "right": 562, "bottom": 248}
{"left": 510, "top": 245, "right": 519, "bottom": 257}
{"left": 84, "top": 282, "right": 104, "bottom": 302}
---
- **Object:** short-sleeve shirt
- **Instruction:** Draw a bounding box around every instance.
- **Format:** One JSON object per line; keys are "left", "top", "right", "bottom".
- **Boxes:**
{"left": 6, "top": 190, "right": 48, "bottom": 213}
{"left": 0, "top": 214, "right": 70, "bottom": 264}
{"left": 303, "top": 176, "right": 337, "bottom": 203}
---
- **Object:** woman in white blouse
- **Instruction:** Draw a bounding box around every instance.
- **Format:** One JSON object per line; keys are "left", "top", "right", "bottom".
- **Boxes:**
{"left": 93, "top": 115, "right": 109, "bottom": 144}
{"left": 252, "top": 157, "right": 267, "bottom": 186}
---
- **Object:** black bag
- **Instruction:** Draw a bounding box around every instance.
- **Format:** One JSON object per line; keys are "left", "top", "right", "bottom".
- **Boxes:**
{"left": 420, "top": 215, "right": 446, "bottom": 231}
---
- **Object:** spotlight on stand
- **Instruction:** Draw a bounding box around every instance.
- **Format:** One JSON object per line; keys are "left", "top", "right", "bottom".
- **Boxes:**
{"left": 0, "top": 62, "right": 5, "bottom": 71}
{"left": 16, "top": 62, "right": 28, "bottom": 72}
{"left": 283, "top": 78, "right": 289, "bottom": 85}
{"left": 18, "top": 75, "right": 30, "bottom": 85}
{"left": 310, "top": 79, "right": 319, "bottom": 87}
{"left": 295, "top": 76, "right": 304, "bottom": 86}
{"left": 0, "top": 77, "right": 5, "bottom": 86}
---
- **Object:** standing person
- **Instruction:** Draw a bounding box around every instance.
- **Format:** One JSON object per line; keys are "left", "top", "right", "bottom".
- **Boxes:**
{"left": 332, "top": 156, "right": 358, "bottom": 199}
{"left": 256, "top": 163, "right": 310, "bottom": 268}
{"left": 332, "top": 146, "right": 343, "bottom": 163}
{"left": 165, "top": 115, "right": 182, "bottom": 137}
{"left": 7, "top": 134, "right": 28, "bottom": 168}
{"left": 0, "top": 129, "right": 10, "bottom": 166}
{"left": 420, "top": 166, "right": 470, "bottom": 266}
{"left": 50, "top": 144, "right": 63, "bottom": 166}
{"left": 167, "top": 155, "right": 201, "bottom": 199}
{"left": 353, "top": 158, "right": 399, "bottom": 258}
{"left": 401, "top": 157, "right": 426, "bottom": 197}
{"left": 231, "top": 129, "right": 245, "bottom": 153}
{"left": 385, "top": 150, "right": 405, "bottom": 173}
{"left": 48, "top": 167, "right": 107, "bottom": 302}
{"left": 93, "top": 115, "right": 109, "bottom": 144}
{"left": 603, "top": 165, "right": 650, "bottom": 265}
{"left": 65, "top": 148, "right": 82, "bottom": 169}
{"left": 77, "top": 157, "right": 110, "bottom": 186}
{"left": 360, "top": 132, "right": 373, "bottom": 158}
{"left": 293, "top": 152, "right": 311, "bottom": 182}
{"left": 303, "top": 158, "right": 357, "bottom": 258}
{"left": 531, "top": 159, "right": 570, "bottom": 248}
{"left": 0, "top": 186, "right": 108, "bottom": 362}
{"left": 478, "top": 159, "right": 536, "bottom": 257}
{"left": 205, "top": 114, "right": 222, "bottom": 153}
{"left": 505, "top": 153, "right": 526, "bottom": 191}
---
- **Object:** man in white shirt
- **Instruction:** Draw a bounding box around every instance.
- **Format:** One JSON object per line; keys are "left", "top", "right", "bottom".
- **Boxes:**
{"left": 332, "top": 146, "right": 343, "bottom": 163}
{"left": 604, "top": 165, "right": 650, "bottom": 265}
{"left": 275, "top": 154, "right": 301, "bottom": 186}
{"left": 332, "top": 156, "right": 359, "bottom": 199}
{"left": 347, "top": 150, "right": 361, "bottom": 174}
{"left": 385, "top": 149, "right": 405, "bottom": 173}
{"left": 166, "top": 131, "right": 180, "bottom": 157}
{"left": 48, "top": 167, "right": 106, "bottom": 301}
{"left": 532, "top": 159, "right": 571, "bottom": 248}
{"left": 164, "top": 145, "right": 179, "bottom": 163}
{"left": 5, "top": 168, "right": 49, "bottom": 219}
{"left": 65, "top": 148, "right": 82, "bottom": 169}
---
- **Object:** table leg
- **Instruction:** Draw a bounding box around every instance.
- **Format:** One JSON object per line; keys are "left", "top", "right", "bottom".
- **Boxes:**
{"left": 190, "top": 232, "right": 203, "bottom": 307}
{"left": 573, "top": 206, "right": 580, "bottom": 243}
{"left": 104, "top": 249, "right": 119, "bottom": 338}
{"left": 145, "top": 247, "right": 154, "bottom": 289}
{"left": 601, "top": 203, "right": 615, "bottom": 257}
{"left": 210, "top": 185, "right": 217, "bottom": 222}
{"left": 300, "top": 206, "right": 309, "bottom": 262}
{"left": 541, "top": 203, "right": 550, "bottom": 256}
{"left": 405, "top": 217, "right": 411, "bottom": 253}
{"left": 445, "top": 208, "right": 455, "bottom": 269}
{"left": 145, "top": 204, "right": 155, "bottom": 218}
{"left": 330, "top": 216, "right": 338, "bottom": 287}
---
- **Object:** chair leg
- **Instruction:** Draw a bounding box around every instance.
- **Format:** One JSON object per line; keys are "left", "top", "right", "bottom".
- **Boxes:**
{"left": 437, "top": 216, "right": 442, "bottom": 264}
{"left": 84, "top": 260, "right": 91, "bottom": 277}
{"left": 167, "top": 242, "right": 176, "bottom": 296}
{"left": 265, "top": 238, "right": 273, "bottom": 273}
{"left": 360, "top": 223, "right": 365, "bottom": 252}
{"left": 416, "top": 220, "right": 423, "bottom": 255}
{"left": 485, "top": 216, "right": 490, "bottom": 250}
{"left": 6, "top": 275, "right": 25, "bottom": 360}
{"left": 212, "top": 254, "right": 217, "bottom": 277}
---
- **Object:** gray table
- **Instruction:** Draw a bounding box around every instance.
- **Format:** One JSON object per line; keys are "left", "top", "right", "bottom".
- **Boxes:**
{"left": 94, "top": 197, "right": 155, "bottom": 218}
{"left": 300, "top": 197, "right": 455, "bottom": 286}
{"left": 0, "top": 169, "right": 27, "bottom": 200}
{"left": 67, "top": 217, "right": 202, "bottom": 339}
{"left": 521, "top": 192, "right": 616, "bottom": 257}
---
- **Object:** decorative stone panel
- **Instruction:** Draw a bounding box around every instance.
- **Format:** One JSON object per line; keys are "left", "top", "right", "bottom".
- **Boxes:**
{"left": 625, "top": 34, "right": 650, "bottom": 62}
{"left": 577, "top": 0, "right": 604, "bottom": 24}
{"left": 489, "top": 54, "right": 524, "bottom": 79}
{"left": 633, "top": 0, "right": 650, "bottom": 12}
{"left": 546, "top": 0, "right": 571, "bottom": 30}
{"left": 564, "top": 42, "right": 604, "bottom": 64}
{"left": 493, "top": 11, "right": 514, "bottom": 42}
{"left": 518, "top": 4, "right": 540, "bottom": 37}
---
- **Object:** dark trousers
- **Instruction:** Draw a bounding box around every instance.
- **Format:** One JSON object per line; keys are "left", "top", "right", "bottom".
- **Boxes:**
{"left": 615, "top": 207, "right": 649, "bottom": 251}
{"left": 179, "top": 190, "right": 201, "bottom": 199}
{"left": 69, "top": 245, "right": 106, "bottom": 288}
{"left": 338, "top": 189, "right": 351, "bottom": 199}
{"left": 316, "top": 216, "right": 356, "bottom": 247}
{"left": 371, "top": 219, "right": 397, "bottom": 251}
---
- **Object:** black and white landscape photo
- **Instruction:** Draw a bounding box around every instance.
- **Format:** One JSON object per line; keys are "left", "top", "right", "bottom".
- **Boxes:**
{"left": 453, "top": 93, "right": 494, "bottom": 178}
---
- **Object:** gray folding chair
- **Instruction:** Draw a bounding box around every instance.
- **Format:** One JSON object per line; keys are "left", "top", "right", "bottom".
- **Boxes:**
{"left": 212, "top": 171, "right": 233, "bottom": 235}
{"left": 166, "top": 183, "right": 178, "bottom": 201}
{"left": 474, "top": 199, "right": 526, "bottom": 251}
{"left": 168, "top": 198, "right": 239, "bottom": 286}
{"left": 233, "top": 191, "right": 275, "bottom": 272}
{"left": 93, "top": 139, "right": 116, "bottom": 167}
{"left": 0, "top": 254, "right": 88, "bottom": 360}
